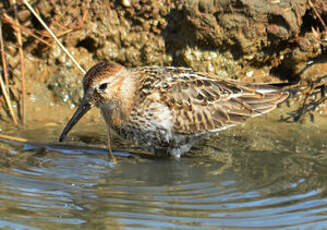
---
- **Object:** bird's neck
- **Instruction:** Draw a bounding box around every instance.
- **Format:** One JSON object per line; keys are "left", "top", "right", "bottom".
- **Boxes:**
{"left": 100, "top": 70, "right": 139, "bottom": 129}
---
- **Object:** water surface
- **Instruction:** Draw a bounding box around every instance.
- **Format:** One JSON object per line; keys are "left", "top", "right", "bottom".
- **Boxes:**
{"left": 0, "top": 114, "right": 327, "bottom": 229}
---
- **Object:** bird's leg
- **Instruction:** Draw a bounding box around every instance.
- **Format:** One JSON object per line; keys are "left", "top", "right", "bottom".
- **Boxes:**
{"left": 107, "top": 126, "right": 117, "bottom": 164}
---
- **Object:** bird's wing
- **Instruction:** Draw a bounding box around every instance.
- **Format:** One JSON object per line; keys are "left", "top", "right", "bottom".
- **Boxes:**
{"left": 159, "top": 76, "right": 289, "bottom": 134}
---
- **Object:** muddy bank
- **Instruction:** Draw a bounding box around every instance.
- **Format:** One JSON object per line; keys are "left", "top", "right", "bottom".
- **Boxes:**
{"left": 0, "top": 0, "right": 326, "bottom": 123}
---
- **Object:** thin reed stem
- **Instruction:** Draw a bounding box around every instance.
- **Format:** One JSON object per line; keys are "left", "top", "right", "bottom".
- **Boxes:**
{"left": 0, "top": 21, "right": 9, "bottom": 88}
{"left": 308, "top": 0, "right": 327, "bottom": 31}
{"left": 23, "top": 0, "right": 86, "bottom": 74}
{"left": 0, "top": 21, "right": 18, "bottom": 125}
{"left": 0, "top": 72, "right": 18, "bottom": 125}
{"left": 10, "top": 0, "right": 25, "bottom": 124}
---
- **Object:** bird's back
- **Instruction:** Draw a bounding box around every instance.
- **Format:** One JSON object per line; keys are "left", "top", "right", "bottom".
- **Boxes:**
{"left": 130, "top": 66, "right": 289, "bottom": 135}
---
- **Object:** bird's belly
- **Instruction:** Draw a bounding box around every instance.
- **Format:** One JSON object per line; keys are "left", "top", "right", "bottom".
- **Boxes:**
{"left": 117, "top": 123, "right": 171, "bottom": 150}
{"left": 114, "top": 123, "right": 199, "bottom": 157}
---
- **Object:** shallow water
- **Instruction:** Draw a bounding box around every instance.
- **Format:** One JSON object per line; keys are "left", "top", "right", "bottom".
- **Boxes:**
{"left": 0, "top": 114, "right": 327, "bottom": 230}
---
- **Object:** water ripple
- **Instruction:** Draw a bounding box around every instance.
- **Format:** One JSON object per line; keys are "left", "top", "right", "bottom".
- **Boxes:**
{"left": 0, "top": 124, "right": 327, "bottom": 229}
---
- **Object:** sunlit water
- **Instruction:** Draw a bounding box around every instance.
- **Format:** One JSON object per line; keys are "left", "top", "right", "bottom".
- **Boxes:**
{"left": 0, "top": 116, "right": 327, "bottom": 230}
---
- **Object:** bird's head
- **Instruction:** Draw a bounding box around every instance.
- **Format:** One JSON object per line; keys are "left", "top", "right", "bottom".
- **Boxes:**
{"left": 58, "top": 62, "right": 127, "bottom": 142}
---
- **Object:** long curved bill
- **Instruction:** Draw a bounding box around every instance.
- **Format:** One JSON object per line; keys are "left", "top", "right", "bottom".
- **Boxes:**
{"left": 59, "top": 98, "right": 92, "bottom": 142}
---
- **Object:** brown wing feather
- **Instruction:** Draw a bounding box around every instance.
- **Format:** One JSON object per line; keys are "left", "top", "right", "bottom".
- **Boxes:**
{"left": 162, "top": 79, "right": 289, "bottom": 134}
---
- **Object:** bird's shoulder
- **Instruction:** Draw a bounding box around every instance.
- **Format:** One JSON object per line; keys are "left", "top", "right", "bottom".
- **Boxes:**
{"left": 133, "top": 66, "right": 234, "bottom": 100}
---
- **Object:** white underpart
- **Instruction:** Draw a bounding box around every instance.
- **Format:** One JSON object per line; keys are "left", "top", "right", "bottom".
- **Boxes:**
{"left": 149, "top": 101, "right": 173, "bottom": 143}
{"left": 152, "top": 103, "right": 173, "bottom": 130}
{"left": 141, "top": 92, "right": 174, "bottom": 143}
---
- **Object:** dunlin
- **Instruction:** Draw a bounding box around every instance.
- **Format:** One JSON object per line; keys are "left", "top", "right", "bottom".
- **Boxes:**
{"left": 59, "top": 62, "right": 289, "bottom": 158}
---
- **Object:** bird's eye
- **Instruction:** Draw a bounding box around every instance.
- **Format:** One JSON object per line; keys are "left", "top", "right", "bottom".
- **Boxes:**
{"left": 99, "top": 83, "right": 108, "bottom": 90}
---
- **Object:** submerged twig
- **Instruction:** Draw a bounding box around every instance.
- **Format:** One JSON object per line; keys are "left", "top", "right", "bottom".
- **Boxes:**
{"left": 23, "top": 0, "right": 86, "bottom": 74}
{"left": 0, "top": 134, "right": 27, "bottom": 143}
{"left": 0, "top": 21, "right": 18, "bottom": 126}
{"left": 10, "top": 0, "right": 25, "bottom": 124}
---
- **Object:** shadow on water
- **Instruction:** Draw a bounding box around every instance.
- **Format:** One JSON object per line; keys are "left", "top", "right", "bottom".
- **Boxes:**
{"left": 0, "top": 112, "right": 327, "bottom": 229}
